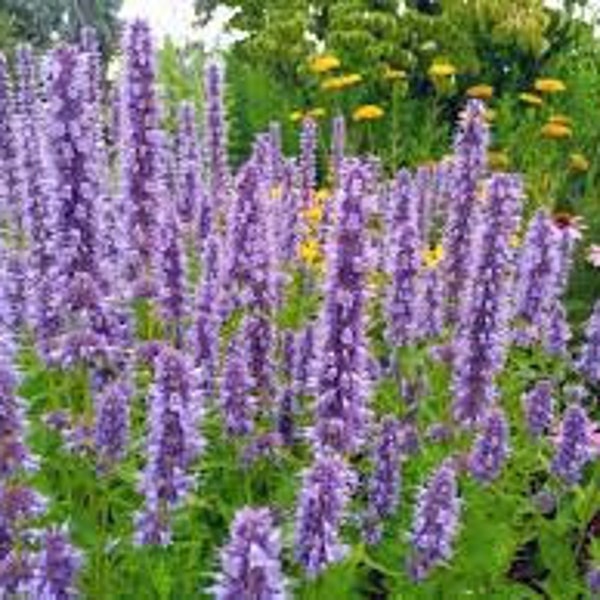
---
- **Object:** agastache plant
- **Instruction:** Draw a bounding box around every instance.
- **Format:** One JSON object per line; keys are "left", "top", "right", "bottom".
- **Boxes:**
{"left": 313, "top": 162, "right": 370, "bottom": 454}
{"left": 523, "top": 380, "right": 554, "bottom": 437}
{"left": 578, "top": 300, "right": 600, "bottom": 383}
{"left": 468, "top": 408, "right": 510, "bottom": 483}
{"left": 443, "top": 100, "right": 489, "bottom": 324}
{"left": 295, "top": 454, "right": 355, "bottom": 578}
{"left": 215, "top": 507, "right": 287, "bottom": 600}
{"left": 551, "top": 403, "right": 590, "bottom": 486}
{"left": 408, "top": 459, "right": 461, "bottom": 581}
{"left": 451, "top": 174, "right": 522, "bottom": 425}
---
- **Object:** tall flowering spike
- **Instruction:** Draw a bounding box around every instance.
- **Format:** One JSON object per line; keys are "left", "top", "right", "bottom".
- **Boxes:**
{"left": 365, "top": 417, "right": 402, "bottom": 545}
{"left": 544, "top": 300, "right": 571, "bottom": 356}
{"left": 268, "top": 121, "right": 283, "bottom": 185}
{"left": 414, "top": 165, "right": 435, "bottom": 244}
{"left": 34, "top": 528, "right": 82, "bottom": 600}
{"left": 408, "top": 459, "right": 461, "bottom": 581}
{"left": 204, "top": 61, "right": 229, "bottom": 220}
{"left": 313, "top": 162, "right": 370, "bottom": 454}
{"left": 136, "top": 347, "right": 203, "bottom": 545}
{"left": 175, "top": 102, "right": 204, "bottom": 227}
{"left": 121, "top": 20, "right": 163, "bottom": 292}
{"left": 0, "top": 362, "right": 33, "bottom": 477}
{"left": 94, "top": 379, "right": 131, "bottom": 471}
{"left": 215, "top": 507, "right": 287, "bottom": 600}
{"left": 578, "top": 300, "right": 600, "bottom": 383}
{"left": 386, "top": 169, "right": 421, "bottom": 346}
{"left": 293, "top": 323, "right": 316, "bottom": 398}
{"left": 442, "top": 100, "right": 490, "bottom": 324}
{"left": 523, "top": 380, "right": 554, "bottom": 437}
{"left": 468, "top": 408, "right": 509, "bottom": 483}
{"left": 416, "top": 260, "right": 444, "bottom": 340}
{"left": 156, "top": 207, "right": 186, "bottom": 346}
{"left": 299, "top": 117, "right": 317, "bottom": 212}
{"left": 551, "top": 403, "right": 590, "bottom": 486}
{"left": 451, "top": 175, "right": 522, "bottom": 426}
{"left": 331, "top": 115, "right": 346, "bottom": 188}
{"left": 192, "top": 230, "right": 220, "bottom": 397}
{"left": 220, "top": 332, "right": 255, "bottom": 436}
{"left": 513, "top": 210, "right": 561, "bottom": 345}
{"left": 295, "top": 454, "right": 355, "bottom": 577}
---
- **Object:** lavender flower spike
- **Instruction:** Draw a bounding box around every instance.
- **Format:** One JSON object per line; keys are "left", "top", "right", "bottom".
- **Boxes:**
{"left": 578, "top": 300, "right": 600, "bottom": 383}
{"left": 365, "top": 417, "right": 403, "bottom": 544}
{"left": 523, "top": 380, "right": 554, "bottom": 437}
{"left": 551, "top": 403, "right": 590, "bottom": 486}
{"left": 34, "top": 527, "right": 82, "bottom": 600}
{"left": 468, "top": 408, "right": 509, "bottom": 483}
{"left": 215, "top": 507, "right": 287, "bottom": 600}
{"left": 295, "top": 454, "right": 355, "bottom": 577}
{"left": 313, "top": 162, "right": 371, "bottom": 454}
{"left": 408, "top": 459, "right": 461, "bottom": 581}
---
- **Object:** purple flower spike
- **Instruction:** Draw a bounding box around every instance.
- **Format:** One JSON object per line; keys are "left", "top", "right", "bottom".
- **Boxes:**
{"left": 443, "top": 100, "right": 489, "bottom": 324}
{"left": 331, "top": 115, "right": 345, "bottom": 188}
{"left": 215, "top": 507, "right": 287, "bottom": 600}
{"left": 416, "top": 261, "right": 444, "bottom": 340}
{"left": 551, "top": 403, "right": 590, "bottom": 486}
{"left": 523, "top": 380, "right": 554, "bottom": 437}
{"left": 408, "top": 459, "right": 461, "bottom": 581}
{"left": 313, "top": 162, "right": 371, "bottom": 454}
{"left": 295, "top": 454, "right": 355, "bottom": 578}
{"left": 299, "top": 117, "right": 317, "bottom": 211}
{"left": 95, "top": 379, "right": 131, "bottom": 471}
{"left": 386, "top": 169, "right": 420, "bottom": 346}
{"left": 579, "top": 300, "right": 600, "bottom": 383}
{"left": 514, "top": 210, "right": 561, "bottom": 345}
{"left": 451, "top": 174, "right": 522, "bottom": 426}
{"left": 135, "top": 347, "right": 203, "bottom": 544}
{"left": 220, "top": 332, "right": 255, "bottom": 437}
{"left": 120, "top": 20, "right": 164, "bottom": 293}
{"left": 365, "top": 417, "right": 402, "bottom": 544}
{"left": 468, "top": 408, "right": 509, "bottom": 483}
{"left": 35, "top": 528, "right": 82, "bottom": 600}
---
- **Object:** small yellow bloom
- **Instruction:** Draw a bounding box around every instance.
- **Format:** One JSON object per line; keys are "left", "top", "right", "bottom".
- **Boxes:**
{"left": 570, "top": 153, "right": 589, "bottom": 173}
{"left": 541, "top": 122, "right": 572, "bottom": 139}
{"left": 422, "top": 244, "right": 444, "bottom": 268}
{"left": 321, "top": 73, "right": 363, "bottom": 91}
{"left": 534, "top": 78, "right": 566, "bottom": 93}
{"left": 270, "top": 185, "right": 283, "bottom": 200}
{"left": 314, "top": 188, "right": 331, "bottom": 203}
{"left": 307, "top": 107, "right": 327, "bottom": 119}
{"left": 383, "top": 66, "right": 407, "bottom": 81}
{"left": 509, "top": 234, "right": 521, "bottom": 249}
{"left": 352, "top": 104, "right": 385, "bottom": 122}
{"left": 519, "top": 93, "right": 543, "bottom": 106}
{"left": 488, "top": 151, "right": 510, "bottom": 170}
{"left": 466, "top": 84, "right": 494, "bottom": 100}
{"left": 302, "top": 204, "right": 325, "bottom": 226}
{"left": 428, "top": 62, "right": 457, "bottom": 78}
{"left": 549, "top": 114, "right": 572, "bottom": 127}
{"left": 309, "top": 54, "right": 340, "bottom": 74}
{"left": 289, "top": 110, "right": 304, "bottom": 122}
{"left": 299, "top": 238, "right": 322, "bottom": 265}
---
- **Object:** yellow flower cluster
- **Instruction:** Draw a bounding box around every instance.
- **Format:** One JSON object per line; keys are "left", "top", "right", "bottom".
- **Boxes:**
{"left": 383, "top": 66, "right": 407, "bottom": 81}
{"left": 298, "top": 188, "right": 331, "bottom": 268}
{"left": 466, "top": 84, "right": 494, "bottom": 100}
{"left": 519, "top": 92, "right": 543, "bottom": 106}
{"left": 289, "top": 108, "right": 327, "bottom": 123}
{"left": 570, "top": 153, "right": 589, "bottom": 173}
{"left": 549, "top": 114, "right": 572, "bottom": 126}
{"left": 321, "top": 73, "right": 363, "bottom": 91}
{"left": 309, "top": 54, "right": 340, "bottom": 74}
{"left": 540, "top": 122, "right": 572, "bottom": 140}
{"left": 428, "top": 62, "right": 457, "bottom": 78}
{"left": 534, "top": 78, "right": 566, "bottom": 93}
{"left": 422, "top": 244, "right": 444, "bottom": 269}
{"left": 352, "top": 104, "right": 385, "bottom": 122}
{"left": 299, "top": 238, "right": 322, "bottom": 266}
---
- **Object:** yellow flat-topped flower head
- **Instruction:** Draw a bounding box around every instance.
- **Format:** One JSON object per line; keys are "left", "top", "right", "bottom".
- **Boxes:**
{"left": 519, "top": 92, "right": 543, "bottom": 106}
{"left": 383, "top": 66, "right": 407, "bottom": 81}
{"left": 314, "top": 188, "right": 331, "bottom": 203}
{"left": 352, "top": 104, "right": 385, "bottom": 122}
{"left": 299, "top": 238, "right": 322, "bottom": 266}
{"left": 570, "top": 153, "right": 589, "bottom": 173}
{"left": 289, "top": 110, "right": 304, "bottom": 122}
{"left": 534, "top": 78, "right": 566, "bottom": 93}
{"left": 321, "top": 73, "right": 362, "bottom": 91}
{"left": 549, "top": 114, "right": 572, "bottom": 126}
{"left": 541, "top": 122, "right": 572, "bottom": 139}
{"left": 307, "top": 107, "right": 326, "bottom": 119}
{"left": 302, "top": 204, "right": 325, "bottom": 226}
{"left": 309, "top": 54, "right": 340, "bottom": 74}
{"left": 422, "top": 244, "right": 444, "bottom": 268}
{"left": 428, "top": 62, "right": 457, "bottom": 78}
{"left": 509, "top": 234, "right": 521, "bottom": 249}
{"left": 466, "top": 84, "right": 494, "bottom": 100}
